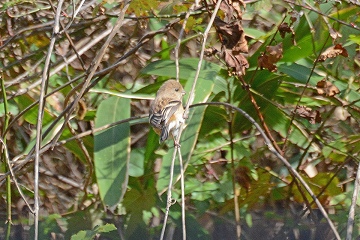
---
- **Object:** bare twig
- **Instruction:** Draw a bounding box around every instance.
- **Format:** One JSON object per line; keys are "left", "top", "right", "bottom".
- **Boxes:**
{"left": 346, "top": 163, "right": 360, "bottom": 240}
{"left": 284, "top": 0, "right": 360, "bottom": 30}
{"left": 34, "top": 0, "right": 64, "bottom": 239}
{"left": 228, "top": 111, "right": 241, "bottom": 239}
{"left": 173, "top": 3, "right": 198, "bottom": 239}
{"left": 282, "top": 34, "right": 330, "bottom": 151}
{"left": 160, "top": 148, "right": 179, "bottom": 240}
{"left": 183, "top": 0, "right": 222, "bottom": 115}
{"left": 178, "top": 147, "right": 186, "bottom": 240}
{"left": 0, "top": 138, "right": 34, "bottom": 214}
{"left": 60, "top": 0, "right": 86, "bottom": 33}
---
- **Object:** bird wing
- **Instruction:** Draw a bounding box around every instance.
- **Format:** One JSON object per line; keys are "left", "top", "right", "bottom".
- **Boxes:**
{"left": 149, "top": 100, "right": 181, "bottom": 142}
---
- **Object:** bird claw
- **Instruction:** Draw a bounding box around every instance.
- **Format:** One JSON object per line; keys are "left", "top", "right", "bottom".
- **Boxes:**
{"left": 174, "top": 141, "right": 181, "bottom": 148}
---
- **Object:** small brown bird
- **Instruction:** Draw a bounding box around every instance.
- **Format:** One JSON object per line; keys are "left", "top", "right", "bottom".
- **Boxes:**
{"left": 149, "top": 80, "right": 186, "bottom": 145}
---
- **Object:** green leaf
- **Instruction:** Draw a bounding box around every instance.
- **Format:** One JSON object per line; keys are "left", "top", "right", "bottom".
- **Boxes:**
{"left": 14, "top": 94, "right": 54, "bottom": 125}
{"left": 281, "top": 35, "right": 314, "bottom": 63}
{"left": 278, "top": 63, "right": 323, "bottom": 85}
{"left": 264, "top": 104, "right": 320, "bottom": 152}
{"left": 129, "top": 148, "right": 144, "bottom": 177}
{"left": 123, "top": 187, "right": 157, "bottom": 238}
{"left": 94, "top": 96, "right": 130, "bottom": 208}
{"left": 140, "top": 58, "right": 223, "bottom": 81}
{"left": 70, "top": 224, "right": 117, "bottom": 240}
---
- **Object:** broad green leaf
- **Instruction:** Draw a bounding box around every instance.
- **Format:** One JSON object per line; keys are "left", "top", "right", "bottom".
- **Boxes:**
{"left": 14, "top": 94, "right": 54, "bottom": 125}
{"left": 129, "top": 148, "right": 144, "bottom": 177}
{"left": 281, "top": 35, "right": 314, "bottom": 63}
{"left": 264, "top": 104, "right": 320, "bottom": 152}
{"left": 123, "top": 187, "right": 157, "bottom": 239}
{"left": 70, "top": 224, "right": 117, "bottom": 240}
{"left": 94, "top": 96, "right": 130, "bottom": 208}
{"left": 278, "top": 63, "right": 323, "bottom": 85}
{"left": 140, "top": 58, "right": 223, "bottom": 81}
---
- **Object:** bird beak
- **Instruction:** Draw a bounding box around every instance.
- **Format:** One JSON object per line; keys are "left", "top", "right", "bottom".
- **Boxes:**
{"left": 182, "top": 90, "right": 186, "bottom": 95}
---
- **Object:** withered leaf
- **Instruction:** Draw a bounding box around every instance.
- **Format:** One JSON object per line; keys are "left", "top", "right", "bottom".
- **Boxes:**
{"left": 224, "top": 48, "right": 249, "bottom": 76}
{"left": 294, "top": 106, "right": 322, "bottom": 124}
{"left": 217, "top": 0, "right": 245, "bottom": 21}
{"left": 258, "top": 43, "right": 283, "bottom": 72}
{"left": 318, "top": 44, "right": 348, "bottom": 62}
{"left": 289, "top": 10, "right": 301, "bottom": 24}
{"left": 278, "top": 22, "right": 295, "bottom": 38}
{"left": 228, "top": 0, "right": 245, "bottom": 19}
{"left": 258, "top": 53, "right": 277, "bottom": 72}
{"left": 316, "top": 79, "right": 340, "bottom": 97}
{"left": 329, "top": 28, "right": 342, "bottom": 41}
{"left": 235, "top": 166, "right": 251, "bottom": 192}
{"left": 214, "top": 17, "right": 248, "bottom": 52}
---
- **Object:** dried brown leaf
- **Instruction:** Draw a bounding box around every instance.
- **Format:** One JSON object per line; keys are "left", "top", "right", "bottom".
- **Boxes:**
{"left": 266, "top": 42, "right": 283, "bottom": 62}
{"left": 258, "top": 53, "right": 277, "bottom": 72}
{"left": 235, "top": 166, "right": 251, "bottom": 192}
{"left": 329, "top": 28, "right": 342, "bottom": 40}
{"left": 258, "top": 43, "right": 283, "bottom": 72}
{"left": 278, "top": 22, "right": 294, "bottom": 39}
{"left": 229, "top": 0, "right": 245, "bottom": 19}
{"left": 316, "top": 79, "right": 340, "bottom": 97}
{"left": 289, "top": 10, "right": 301, "bottom": 24}
{"left": 214, "top": 17, "right": 248, "bottom": 52}
{"left": 294, "top": 106, "right": 322, "bottom": 124}
{"left": 224, "top": 48, "right": 249, "bottom": 76}
{"left": 318, "top": 44, "right": 348, "bottom": 62}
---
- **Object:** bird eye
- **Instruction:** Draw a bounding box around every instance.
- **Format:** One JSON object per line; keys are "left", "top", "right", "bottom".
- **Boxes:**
{"left": 175, "top": 88, "right": 179, "bottom": 92}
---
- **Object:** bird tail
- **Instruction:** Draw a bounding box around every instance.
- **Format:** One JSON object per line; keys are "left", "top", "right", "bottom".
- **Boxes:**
{"left": 160, "top": 127, "right": 169, "bottom": 143}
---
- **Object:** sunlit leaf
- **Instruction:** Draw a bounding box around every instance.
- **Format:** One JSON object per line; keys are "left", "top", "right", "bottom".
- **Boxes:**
{"left": 94, "top": 96, "right": 130, "bottom": 208}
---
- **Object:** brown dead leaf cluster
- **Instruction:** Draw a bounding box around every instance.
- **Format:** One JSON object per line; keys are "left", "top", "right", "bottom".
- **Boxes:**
{"left": 316, "top": 79, "right": 340, "bottom": 97}
{"left": 213, "top": 0, "right": 249, "bottom": 76}
{"left": 318, "top": 44, "right": 348, "bottom": 62}
{"left": 278, "top": 22, "right": 295, "bottom": 39}
{"left": 258, "top": 43, "right": 283, "bottom": 72}
{"left": 294, "top": 106, "right": 322, "bottom": 124}
{"left": 235, "top": 166, "right": 252, "bottom": 191}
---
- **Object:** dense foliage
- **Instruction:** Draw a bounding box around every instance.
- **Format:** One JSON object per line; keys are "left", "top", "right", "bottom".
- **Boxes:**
{"left": 1, "top": 0, "right": 360, "bottom": 239}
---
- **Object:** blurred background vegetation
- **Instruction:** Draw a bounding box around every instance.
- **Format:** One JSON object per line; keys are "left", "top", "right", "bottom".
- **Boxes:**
{"left": 1, "top": 0, "right": 360, "bottom": 239}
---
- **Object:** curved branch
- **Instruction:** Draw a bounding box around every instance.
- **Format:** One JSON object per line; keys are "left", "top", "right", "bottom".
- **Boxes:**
{"left": 191, "top": 101, "right": 341, "bottom": 240}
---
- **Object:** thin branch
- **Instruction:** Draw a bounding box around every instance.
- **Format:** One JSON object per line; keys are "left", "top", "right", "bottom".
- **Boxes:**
{"left": 1, "top": 71, "right": 14, "bottom": 239}
{"left": 160, "top": 148, "right": 179, "bottom": 240}
{"left": 178, "top": 147, "right": 186, "bottom": 240}
{"left": 346, "top": 162, "right": 360, "bottom": 240}
{"left": 60, "top": 0, "right": 86, "bottom": 33}
{"left": 175, "top": 5, "right": 196, "bottom": 82}
{"left": 191, "top": 102, "right": 341, "bottom": 240}
{"left": 0, "top": 138, "right": 34, "bottom": 213}
{"left": 183, "top": 0, "right": 222, "bottom": 115}
{"left": 228, "top": 111, "right": 241, "bottom": 240}
{"left": 173, "top": 3, "right": 198, "bottom": 239}
{"left": 34, "top": 1, "right": 64, "bottom": 239}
